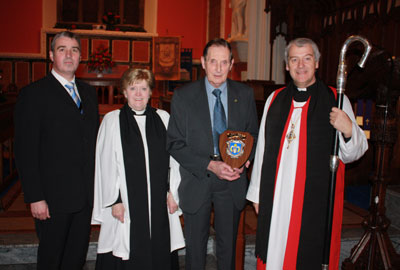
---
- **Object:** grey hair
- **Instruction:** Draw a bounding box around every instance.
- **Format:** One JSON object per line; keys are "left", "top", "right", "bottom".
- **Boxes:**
{"left": 50, "top": 31, "right": 81, "bottom": 52}
{"left": 284, "top": 38, "right": 321, "bottom": 64}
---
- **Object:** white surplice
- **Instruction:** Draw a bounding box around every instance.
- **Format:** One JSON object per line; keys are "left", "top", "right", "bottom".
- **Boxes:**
{"left": 92, "top": 109, "right": 185, "bottom": 260}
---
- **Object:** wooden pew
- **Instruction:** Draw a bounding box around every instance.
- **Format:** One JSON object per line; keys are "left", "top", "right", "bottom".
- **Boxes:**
{"left": 0, "top": 98, "right": 20, "bottom": 211}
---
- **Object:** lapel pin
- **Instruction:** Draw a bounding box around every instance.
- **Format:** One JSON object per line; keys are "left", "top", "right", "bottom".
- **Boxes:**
{"left": 234, "top": 99, "right": 238, "bottom": 103}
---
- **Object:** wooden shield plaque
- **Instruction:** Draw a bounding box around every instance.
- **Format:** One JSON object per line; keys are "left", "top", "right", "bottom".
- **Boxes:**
{"left": 219, "top": 130, "right": 254, "bottom": 168}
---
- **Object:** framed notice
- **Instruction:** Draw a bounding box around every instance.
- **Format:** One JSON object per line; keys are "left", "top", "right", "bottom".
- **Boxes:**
{"left": 153, "top": 36, "right": 180, "bottom": 81}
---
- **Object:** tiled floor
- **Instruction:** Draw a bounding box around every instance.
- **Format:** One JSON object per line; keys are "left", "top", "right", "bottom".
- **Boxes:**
{"left": 1, "top": 191, "right": 399, "bottom": 269}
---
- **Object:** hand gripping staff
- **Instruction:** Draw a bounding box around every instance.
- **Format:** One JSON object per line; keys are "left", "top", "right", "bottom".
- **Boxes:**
{"left": 321, "top": 35, "right": 371, "bottom": 270}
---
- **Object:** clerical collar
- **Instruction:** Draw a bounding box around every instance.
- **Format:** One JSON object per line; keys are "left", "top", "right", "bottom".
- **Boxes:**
{"left": 295, "top": 79, "right": 319, "bottom": 91}
{"left": 132, "top": 108, "right": 146, "bottom": 116}
{"left": 294, "top": 80, "right": 319, "bottom": 102}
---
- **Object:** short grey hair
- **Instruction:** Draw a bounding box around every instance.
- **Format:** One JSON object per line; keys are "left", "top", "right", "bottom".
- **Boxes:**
{"left": 50, "top": 31, "right": 81, "bottom": 52}
{"left": 284, "top": 38, "right": 321, "bottom": 64}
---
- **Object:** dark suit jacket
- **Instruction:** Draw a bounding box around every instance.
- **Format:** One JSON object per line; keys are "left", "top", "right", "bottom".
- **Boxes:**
{"left": 14, "top": 73, "right": 99, "bottom": 214}
{"left": 167, "top": 78, "right": 258, "bottom": 214}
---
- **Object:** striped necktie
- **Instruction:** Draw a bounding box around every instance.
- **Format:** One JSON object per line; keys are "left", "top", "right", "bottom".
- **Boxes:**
{"left": 65, "top": 82, "right": 81, "bottom": 111}
{"left": 212, "top": 89, "right": 226, "bottom": 155}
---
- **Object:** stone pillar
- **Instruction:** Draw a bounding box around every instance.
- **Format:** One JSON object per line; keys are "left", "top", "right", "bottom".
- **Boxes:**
{"left": 246, "top": 0, "right": 270, "bottom": 81}
{"left": 271, "top": 33, "right": 286, "bottom": 84}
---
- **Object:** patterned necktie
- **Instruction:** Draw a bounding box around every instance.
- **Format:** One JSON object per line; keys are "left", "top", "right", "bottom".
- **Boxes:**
{"left": 65, "top": 82, "right": 81, "bottom": 111}
{"left": 212, "top": 89, "right": 227, "bottom": 155}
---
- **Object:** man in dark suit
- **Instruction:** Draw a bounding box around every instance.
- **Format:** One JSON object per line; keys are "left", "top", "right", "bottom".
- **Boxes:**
{"left": 14, "top": 31, "right": 99, "bottom": 270}
{"left": 167, "top": 38, "right": 258, "bottom": 270}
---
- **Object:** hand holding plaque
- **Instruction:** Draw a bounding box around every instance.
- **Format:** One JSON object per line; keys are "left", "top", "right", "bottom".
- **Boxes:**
{"left": 219, "top": 130, "right": 254, "bottom": 168}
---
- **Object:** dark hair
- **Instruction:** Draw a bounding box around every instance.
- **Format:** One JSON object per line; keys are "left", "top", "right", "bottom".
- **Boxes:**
{"left": 203, "top": 38, "right": 233, "bottom": 62}
{"left": 51, "top": 31, "right": 81, "bottom": 52}
{"left": 120, "top": 68, "right": 155, "bottom": 93}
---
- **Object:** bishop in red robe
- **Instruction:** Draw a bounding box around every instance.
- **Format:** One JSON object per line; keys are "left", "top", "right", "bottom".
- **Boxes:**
{"left": 246, "top": 38, "right": 368, "bottom": 270}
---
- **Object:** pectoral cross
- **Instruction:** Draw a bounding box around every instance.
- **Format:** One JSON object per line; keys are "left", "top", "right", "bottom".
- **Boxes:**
{"left": 286, "top": 123, "right": 296, "bottom": 149}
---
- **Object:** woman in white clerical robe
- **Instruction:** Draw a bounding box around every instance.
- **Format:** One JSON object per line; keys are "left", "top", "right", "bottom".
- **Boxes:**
{"left": 92, "top": 68, "right": 184, "bottom": 270}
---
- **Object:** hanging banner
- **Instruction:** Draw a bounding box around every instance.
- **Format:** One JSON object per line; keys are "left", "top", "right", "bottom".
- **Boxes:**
{"left": 153, "top": 36, "right": 181, "bottom": 81}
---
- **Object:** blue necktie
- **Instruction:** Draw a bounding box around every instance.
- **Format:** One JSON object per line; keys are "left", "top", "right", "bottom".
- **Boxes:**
{"left": 212, "top": 89, "right": 226, "bottom": 155}
{"left": 65, "top": 82, "right": 82, "bottom": 112}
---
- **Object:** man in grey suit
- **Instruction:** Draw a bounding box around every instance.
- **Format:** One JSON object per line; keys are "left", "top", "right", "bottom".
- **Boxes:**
{"left": 167, "top": 38, "right": 258, "bottom": 270}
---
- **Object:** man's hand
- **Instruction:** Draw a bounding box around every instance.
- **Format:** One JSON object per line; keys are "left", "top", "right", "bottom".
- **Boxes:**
{"left": 330, "top": 107, "right": 352, "bottom": 139}
{"left": 207, "top": 160, "right": 240, "bottom": 181}
{"left": 112, "top": 203, "right": 125, "bottom": 223}
{"left": 233, "top": 160, "right": 251, "bottom": 175}
{"left": 253, "top": 203, "right": 259, "bottom": 214}
{"left": 167, "top": 192, "right": 179, "bottom": 214}
{"left": 31, "top": 200, "right": 50, "bottom": 220}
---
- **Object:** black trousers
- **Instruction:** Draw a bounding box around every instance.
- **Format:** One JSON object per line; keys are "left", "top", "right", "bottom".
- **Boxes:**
{"left": 171, "top": 250, "right": 180, "bottom": 270}
{"left": 35, "top": 204, "right": 92, "bottom": 270}
{"left": 95, "top": 250, "right": 179, "bottom": 270}
{"left": 183, "top": 185, "right": 241, "bottom": 270}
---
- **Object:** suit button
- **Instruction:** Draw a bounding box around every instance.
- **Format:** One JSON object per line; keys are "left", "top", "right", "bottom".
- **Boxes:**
{"left": 207, "top": 173, "right": 210, "bottom": 178}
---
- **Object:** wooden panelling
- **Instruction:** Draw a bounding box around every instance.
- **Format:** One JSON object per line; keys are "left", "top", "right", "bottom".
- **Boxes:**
{"left": 91, "top": 39, "right": 110, "bottom": 51}
{"left": 1, "top": 33, "right": 156, "bottom": 89}
{"left": 112, "top": 40, "right": 130, "bottom": 62}
{"left": 132, "top": 41, "right": 150, "bottom": 63}
{"left": 0, "top": 101, "right": 18, "bottom": 211}
{"left": 80, "top": 38, "right": 89, "bottom": 61}
{"left": 114, "top": 64, "right": 130, "bottom": 77}
{"left": 0, "top": 61, "right": 12, "bottom": 88}
{"left": 76, "top": 64, "right": 91, "bottom": 78}
{"left": 48, "top": 37, "right": 53, "bottom": 51}
{"left": 231, "top": 62, "right": 247, "bottom": 81}
{"left": 32, "top": 62, "right": 46, "bottom": 83}
{"left": 15, "top": 62, "right": 29, "bottom": 89}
